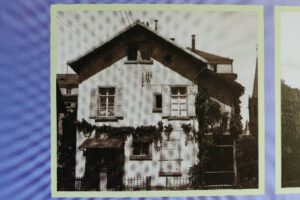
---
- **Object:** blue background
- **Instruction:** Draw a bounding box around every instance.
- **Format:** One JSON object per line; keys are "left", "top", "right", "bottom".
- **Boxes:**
{"left": 0, "top": 0, "right": 298, "bottom": 199}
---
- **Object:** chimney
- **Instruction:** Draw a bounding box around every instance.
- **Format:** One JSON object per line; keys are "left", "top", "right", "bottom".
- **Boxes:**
{"left": 191, "top": 35, "right": 196, "bottom": 50}
{"left": 154, "top": 20, "right": 158, "bottom": 31}
{"left": 170, "top": 38, "right": 175, "bottom": 41}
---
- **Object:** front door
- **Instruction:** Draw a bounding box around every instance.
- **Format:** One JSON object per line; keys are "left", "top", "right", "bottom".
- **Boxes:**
{"left": 99, "top": 158, "right": 108, "bottom": 191}
{"left": 99, "top": 172, "right": 107, "bottom": 191}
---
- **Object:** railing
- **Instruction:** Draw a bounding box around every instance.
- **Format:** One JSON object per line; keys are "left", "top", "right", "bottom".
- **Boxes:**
{"left": 75, "top": 177, "right": 85, "bottom": 191}
{"left": 165, "top": 177, "right": 190, "bottom": 190}
{"left": 77, "top": 176, "right": 192, "bottom": 191}
{"left": 123, "top": 177, "right": 151, "bottom": 190}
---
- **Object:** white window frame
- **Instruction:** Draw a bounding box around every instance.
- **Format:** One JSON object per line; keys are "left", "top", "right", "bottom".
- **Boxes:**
{"left": 171, "top": 87, "right": 187, "bottom": 117}
{"left": 98, "top": 87, "right": 115, "bottom": 117}
{"left": 159, "top": 139, "right": 182, "bottom": 175}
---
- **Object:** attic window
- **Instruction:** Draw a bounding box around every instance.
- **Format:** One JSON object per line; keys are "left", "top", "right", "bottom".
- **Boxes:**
{"left": 140, "top": 45, "right": 150, "bottom": 60}
{"left": 128, "top": 44, "right": 138, "bottom": 61}
{"left": 126, "top": 43, "right": 153, "bottom": 64}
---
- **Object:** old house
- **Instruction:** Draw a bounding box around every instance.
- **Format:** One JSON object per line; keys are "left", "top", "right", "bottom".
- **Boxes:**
{"left": 67, "top": 20, "right": 244, "bottom": 191}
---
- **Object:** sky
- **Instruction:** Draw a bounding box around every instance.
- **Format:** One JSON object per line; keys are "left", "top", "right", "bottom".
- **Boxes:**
{"left": 55, "top": 10, "right": 258, "bottom": 125}
{"left": 281, "top": 12, "right": 300, "bottom": 89}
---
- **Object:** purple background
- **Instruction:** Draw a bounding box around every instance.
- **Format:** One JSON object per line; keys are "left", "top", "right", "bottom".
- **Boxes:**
{"left": 0, "top": 0, "right": 298, "bottom": 199}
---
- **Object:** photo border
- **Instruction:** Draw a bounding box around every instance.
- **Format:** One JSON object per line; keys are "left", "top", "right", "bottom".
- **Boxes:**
{"left": 50, "top": 4, "right": 265, "bottom": 197}
{"left": 275, "top": 6, "right": 300, "bottom": 194}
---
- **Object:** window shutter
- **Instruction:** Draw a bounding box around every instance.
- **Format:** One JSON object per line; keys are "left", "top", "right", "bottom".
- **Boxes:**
{"left": 89, "top": 88, "right": 98, "bottom": 118}
{"left": 115, "top": 87, "right": 123, "bottom": 117}
{"left": 187, "top": 85, "right": 197, "bottom": 117}
{"left": 162, "top": 86, "right": 170, "bottom": 117}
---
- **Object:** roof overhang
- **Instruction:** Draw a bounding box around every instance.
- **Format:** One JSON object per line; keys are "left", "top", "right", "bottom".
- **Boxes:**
{"left": 67, "top": 20, "right": 208, "bottom": 74}
{"left": 79, "top": 138, "right": 123, "bottom": 150}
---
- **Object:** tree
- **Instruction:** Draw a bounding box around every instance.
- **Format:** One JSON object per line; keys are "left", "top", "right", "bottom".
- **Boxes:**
{"left": 189, "top": 89, "right": 223, "bottom": 188}
{"left": 281, "top": 81, "right": 300, "bottom": 186}
{"left": 188, "top": 88, "right": 243, "bottom": 189}
{"left": 57, "top": 112, "right": 77, "bottom": 191}
{"left": 236, "top": 135, "right": 258, "bottom": 188}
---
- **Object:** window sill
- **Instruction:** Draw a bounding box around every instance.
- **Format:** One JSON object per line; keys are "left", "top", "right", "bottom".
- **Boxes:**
{"left": 163, "top": 116, "right": 192, "bottom": 120}
{"left": 94, "top": 116, "right": 123, "bottom": 122}
{"left": 124, "top": 60, "right": 153, "bottom": 65}
{"left": 130, "top": 155, "right": 152, "bottom": 161}
{"left": 159, "top": 172, "right": 182, "bottom": 177}
{"left": 152, "top": 108, "right": 162, "bottom": 113}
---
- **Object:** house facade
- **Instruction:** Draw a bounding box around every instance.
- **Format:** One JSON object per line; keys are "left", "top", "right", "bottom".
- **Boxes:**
{"left": 67, "top": 20, "right": 244, "bottom": 190}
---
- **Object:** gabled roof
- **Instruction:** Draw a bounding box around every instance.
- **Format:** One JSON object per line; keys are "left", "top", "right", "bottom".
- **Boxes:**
{"left": 186, "top": 47, "right": 233, "bottom": 65}
{"left": 79, "top": 138, "right": 123, "bottom": 150}
{"left": 68, "top": 20, "right": 207, "bottom": 69}
{"left": 67, "top": 20, "right": 244, "bottom": 95}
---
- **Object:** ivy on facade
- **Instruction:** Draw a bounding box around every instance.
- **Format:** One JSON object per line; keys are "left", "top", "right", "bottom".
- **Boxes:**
{"left": 76, "top": 120, "right": 174, "bottom": 150}
{"left": 187, "top": 88, "right": 243, "bottom": 189}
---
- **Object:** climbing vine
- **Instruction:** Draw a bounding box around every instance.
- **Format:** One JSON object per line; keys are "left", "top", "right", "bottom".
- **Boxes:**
{"left": 186, "top": 88, "right": 243, "bottom": 189}
{"left": 76, "top": 119, "right": 173, "bottom": 150}
{"left": 230, "top": 98, "right": 243, "bottom": 138}
{"left": 163, "top": 124, "right": 173, "bottom": 140}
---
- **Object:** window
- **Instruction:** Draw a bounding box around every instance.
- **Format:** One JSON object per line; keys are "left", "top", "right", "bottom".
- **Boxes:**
{"left": 153, "top": 93, "right": 162, "bottom": 112}
{"left": 160, "top": 140, "right": 181, "bottom": 176}
{"left": 128, "top": 44, "right": 138, "bottom": 61}
{"left": 98, "top": 88, "right": 115, "bottom": 117}
{"left": 60, "top": 88, "right": 67, "bottom": 94}
{"left": 66, "top": 88, "right": 72, "bottom": 94}
{"left": 130, "top": 141, "right": 152, "bottom": 160}
{"left": 140, "top": 45, "right": 150, "bottom": 60}
{"left": 132, "top": 141, "right": 151, "bottom": 156}
{"left": 71, "top": 88, "right": 78, "bottom": 95}
{"left": 126, "top": 43, "right": 152, "bottom": 63}
{"left": 171, "top": 87, "right": 187, "bottom": 116}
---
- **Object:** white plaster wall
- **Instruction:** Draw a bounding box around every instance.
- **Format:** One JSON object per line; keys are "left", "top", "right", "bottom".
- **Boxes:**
{"left": 123, "top": 121, "right": 198, "bottom": 187}
{"left": 216, "top": 64, "right": 233, "bottom": 73}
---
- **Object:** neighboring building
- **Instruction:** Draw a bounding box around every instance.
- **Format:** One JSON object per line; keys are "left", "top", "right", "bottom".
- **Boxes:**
{"left": 248, "top": 60, "right": 258, "bottom": 137}
{"left": 57, "top": 83, "right": 66, "bottom": 140}
{"left": 67, "top": 20, "right": 244, "bottom": 190}
{"left": 57, "top": 83, "right": 76, "bottom": 191}
{"left": 57, "top": 74, "right": 79, "bottom": 115}
{"left": 56, "top": 78, "right": 77, "bottom": 191}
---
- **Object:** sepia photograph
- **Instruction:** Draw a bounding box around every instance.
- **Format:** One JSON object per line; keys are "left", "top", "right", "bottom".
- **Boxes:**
{"left": 279, "top": 10, "right": 300, "bottom": 188}
{"left": 52, "top": 5, "right": 262, "bottom": 194}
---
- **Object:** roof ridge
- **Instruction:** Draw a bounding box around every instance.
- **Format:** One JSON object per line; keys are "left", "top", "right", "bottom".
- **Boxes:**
{"left": 186, "top": 47, "right": 232, "bottom": 62}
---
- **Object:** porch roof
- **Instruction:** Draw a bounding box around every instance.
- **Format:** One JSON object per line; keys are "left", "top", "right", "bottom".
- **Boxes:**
{"left": 79, "top": 138, "right": 123, "bottom": 150}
